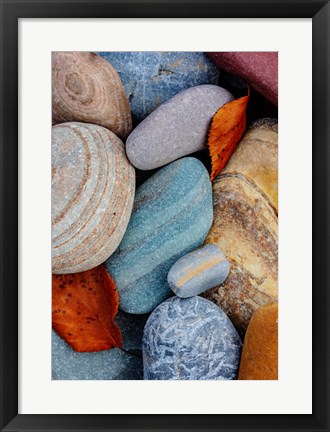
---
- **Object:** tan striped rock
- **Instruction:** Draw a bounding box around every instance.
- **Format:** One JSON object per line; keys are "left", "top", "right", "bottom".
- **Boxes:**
{"left": 52, "top": 52, "right": 132, "bottom": 139}
{"left": 204, "top": 119, "right": 278, "bottom": 335}
{"left": 52, "top": 122, "right": 135, "bottom": 274}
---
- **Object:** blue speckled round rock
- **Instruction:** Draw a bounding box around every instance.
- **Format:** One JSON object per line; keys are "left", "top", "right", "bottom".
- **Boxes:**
{"left": 125, "top": 84, "right": 233, "bottom": 170}
{"left": 143, "top": 296, "right": 242, "bottom": 380}
{"left": 167, "top": 244, "right": 230, "bottom": 298}
{"left": 52, "top": 311, "right": 148, "bottom": 380}
{"left": 97, "top": 52, "right": 219, "bottom": 124}
{"left": 104, "top": 157, "right": 213, "bottom": 314}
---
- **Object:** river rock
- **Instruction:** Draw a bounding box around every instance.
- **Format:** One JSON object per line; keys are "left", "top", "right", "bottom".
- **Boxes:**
{"left": 208, "top": 52, "right": 278, "bottom": 106}
{"left": 239, "top": 302, "right": 278, "bottom": 380}
{"left": 204, "top": 119, "right": 278, "bottom": 335}
{"left": 143, "top": 296, "right": 242, "bottom": 380}
{"left": 52, "top": 122, "right": 135, "bottom": 274}
{"left": 52, "top": 311, "right": 148, "bottom": 380}
{"left": 97, "top": 52, "right": 219, "bottom": 124}
{"left": 52, "top": 52, "right": 132, "bottom": 139}
{"left": 167, "top": 244, "right": 230, "bottom": 298}
{"left": 105, "top": 157, "right": 213, "bottom": 314}
{"left": 126, "top": 85, "right": 233, "bottom": 170}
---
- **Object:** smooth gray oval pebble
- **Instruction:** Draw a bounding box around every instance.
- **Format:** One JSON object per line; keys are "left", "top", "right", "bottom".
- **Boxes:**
{"left": 143, "top": 296, "right": 242, "bottom": 380}
{"left": 167, "top": 244, "right": 230, "bottom": 298}
{"left": 126, "top": 85, "right": 233, "bottom": 170}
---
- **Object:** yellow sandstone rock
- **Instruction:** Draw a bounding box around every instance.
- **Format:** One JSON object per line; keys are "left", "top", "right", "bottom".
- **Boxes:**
{"left": 238, "top": 302, "right": 278, "bottom": 380}
{"left": 204, "top": 119, "right": 278, "bottom": 334}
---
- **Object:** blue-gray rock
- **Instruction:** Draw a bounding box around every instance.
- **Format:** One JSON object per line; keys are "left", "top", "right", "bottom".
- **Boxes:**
{"left": 52, "top": 331, "right": 141, "bottom": 380}
{"left": 105, "top": 157, "right": 213, "bottom": 314}
{"left": 167, "top": 243, "right": 230, "bottom": 298}
{"left": 52, "top": 311, "right": 148, "bottom": 380}
{"left": 143, "top": 296, "right": 242, "bottom": 380}
{"left": 97, "top": 52, "right": 219, "bottom": 124}
{"left": 126, "top": 85, "right": 233, "bottom": 170}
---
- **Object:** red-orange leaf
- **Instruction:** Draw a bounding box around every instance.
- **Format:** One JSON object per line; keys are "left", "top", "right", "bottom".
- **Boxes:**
{"left": 52, "top": 265, "right": 122, "bottom": 352}
{"left": 208, "top": 86, "right": 250, "bottom": 181}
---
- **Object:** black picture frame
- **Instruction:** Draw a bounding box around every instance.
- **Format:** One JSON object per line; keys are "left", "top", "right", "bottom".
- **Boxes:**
{"left": 1, "top": 1, "right": 329, "bottom": 431}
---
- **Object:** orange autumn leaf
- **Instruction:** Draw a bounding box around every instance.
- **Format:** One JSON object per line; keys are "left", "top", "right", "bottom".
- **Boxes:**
{"left": 208, "top": 86, "right": 250, "bottom": 181}
{"left": 52, "top": 265, "right": 122, "bottom": 352}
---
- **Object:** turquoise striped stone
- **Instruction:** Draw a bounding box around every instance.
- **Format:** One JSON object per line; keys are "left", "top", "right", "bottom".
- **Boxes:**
{"left": 104, "top": 157, "right": 213, "bottom": 314}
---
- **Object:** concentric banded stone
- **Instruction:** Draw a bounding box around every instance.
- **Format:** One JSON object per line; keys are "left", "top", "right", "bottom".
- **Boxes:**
{"left": 52, "top": 122, "right": 135, "bottom": 274}
{"left": 52, "top": 52, "right": 132, "bottom": 139}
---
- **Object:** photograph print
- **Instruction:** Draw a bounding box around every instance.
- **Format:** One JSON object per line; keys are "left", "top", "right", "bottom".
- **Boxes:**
{"left": 51, "top": 51, "right": 278, "bottom": 381}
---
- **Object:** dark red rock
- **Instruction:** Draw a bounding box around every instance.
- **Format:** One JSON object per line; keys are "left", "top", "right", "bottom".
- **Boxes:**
{"left": 208, "top": 52, "right": 278, "bottom": 106}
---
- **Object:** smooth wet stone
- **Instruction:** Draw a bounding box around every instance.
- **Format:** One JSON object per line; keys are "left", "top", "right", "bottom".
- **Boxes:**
{"left": 167, "top": 244, "right": 230, "bottom": 298}
{"left": 52, "top": 311, "right": 148, "bottom": 380}
{"left": 105, "top": 157, "right": 213, "bottom": 314}
{"left": 143, "top": 296, "right": 242, "bottom": 380}
{"left": 52, "top": 122, "right": 135, "bottom": 274}
{"left": 126, "top": 85, "right": 233, "bottom": 170}
{"left": 208, "top": 52, "right": 278, "bottom": 106}
{"left": 97, "top": 52, "right": 219, "bottom": 124}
